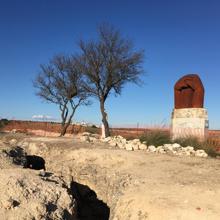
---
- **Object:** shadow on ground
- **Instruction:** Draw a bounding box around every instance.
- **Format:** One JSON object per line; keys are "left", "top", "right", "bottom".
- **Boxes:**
{"left": 69, "top": 181, "right": 110, "bottom": 220}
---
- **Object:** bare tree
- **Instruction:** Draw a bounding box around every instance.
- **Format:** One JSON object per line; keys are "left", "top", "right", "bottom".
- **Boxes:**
{"left": 34, "top": 55, "right": 90, "bottom": 136}
{"left": 77, "top": 24, "right": 144, "bottom": 137}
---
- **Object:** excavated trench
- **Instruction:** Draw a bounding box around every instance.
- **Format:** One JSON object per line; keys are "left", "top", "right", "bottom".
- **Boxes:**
{"left": 2, "top": 133, "right": 220, "bottom": 220}
{"left": 68, "top": 180, "right": 110, "bottom": 219}
{"left": 47, "top": 157, "right": 133, "bottom": 220}
{"left": 1, "top": 140, "right": 132, "bottom": 220}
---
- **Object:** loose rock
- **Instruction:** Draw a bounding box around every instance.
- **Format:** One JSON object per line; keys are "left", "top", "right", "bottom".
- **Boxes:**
{"left": 139, "top": 144, "right": 147, "bottom": 150}
{"left": 195, "top": 150, "right": 208, "bottom": 158}
{"left": 125, "top": 144, "right": 133, "bottom": 151}
{"left": 148, "top": 145, "right": 156, "bottom": 152}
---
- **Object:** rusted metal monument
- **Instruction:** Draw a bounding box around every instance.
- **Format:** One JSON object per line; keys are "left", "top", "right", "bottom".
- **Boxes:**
{"left": 171, "top": 74, "right": 209, "bottom": 140}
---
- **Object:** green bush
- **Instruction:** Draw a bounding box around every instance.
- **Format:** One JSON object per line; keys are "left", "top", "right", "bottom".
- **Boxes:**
{"left": 139, "top": 130, "right": 171, "bottom": 146}
{"left": 0, "top": 118, "right": 9, "bottom": 130}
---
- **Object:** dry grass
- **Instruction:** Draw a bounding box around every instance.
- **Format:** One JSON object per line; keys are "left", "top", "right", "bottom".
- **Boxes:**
{"left": 139, "top": 130, "right": 171, "bottom": 146}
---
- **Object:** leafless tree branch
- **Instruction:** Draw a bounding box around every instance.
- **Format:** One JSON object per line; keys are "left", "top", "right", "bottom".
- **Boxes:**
{"left": 33, "top": 54, "right": 91, "bottom": 136}
{"left": 77, "top": 23, "right": 144, "bottom": 137}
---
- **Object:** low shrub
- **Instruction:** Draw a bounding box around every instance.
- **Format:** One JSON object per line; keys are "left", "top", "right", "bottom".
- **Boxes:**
{"left": 172, "top": 136, "right": 200, "bottom": 148}
{"left": 139, "top": 130, "right": 171, "bottom": 146}
{"left": 173, "top": 136, "right": 220, "bottom": 158}
{"left": 198, "top": 138, "right": 220, "bottom": 157}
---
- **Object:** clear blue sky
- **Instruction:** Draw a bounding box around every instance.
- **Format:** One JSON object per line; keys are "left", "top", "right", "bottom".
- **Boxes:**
{"left": 0, "top": 0, "right": 220, "bottom": 129}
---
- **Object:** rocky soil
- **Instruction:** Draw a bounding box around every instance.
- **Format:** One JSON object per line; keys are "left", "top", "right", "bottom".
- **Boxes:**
{"left": 1, "top": 132, "right": 220, "bottom": 220}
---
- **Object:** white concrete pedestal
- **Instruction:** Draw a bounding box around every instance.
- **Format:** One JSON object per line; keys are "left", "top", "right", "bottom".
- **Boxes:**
{"left": 171, "top": 108, "right": 209, "bottom": 140}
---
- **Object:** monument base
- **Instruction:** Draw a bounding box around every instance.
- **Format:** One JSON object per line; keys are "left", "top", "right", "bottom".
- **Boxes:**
{"left": 171, "top": 108, "right": 209, "bottom": 140}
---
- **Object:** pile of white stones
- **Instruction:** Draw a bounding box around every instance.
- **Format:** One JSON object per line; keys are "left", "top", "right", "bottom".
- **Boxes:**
{"left": 79, "top": 133, "right": 208, "bottom": 158}
{"left": 79, "top": 132, "right": 100, "bottom": 143}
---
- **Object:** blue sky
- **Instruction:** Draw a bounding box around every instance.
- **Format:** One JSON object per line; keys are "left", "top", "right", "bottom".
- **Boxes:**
{"left": 0, "top": 0, "right": 220, "bottom": 129}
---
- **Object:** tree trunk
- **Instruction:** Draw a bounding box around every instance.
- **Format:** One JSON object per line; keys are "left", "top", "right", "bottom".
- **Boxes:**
{"left": 100, "top": 99, "right": 110, "bottom": 137}
{"left": 60, "top": 123, "right": 69, "bottom": 136}
{"left": 60, "top": 103, "right": 75, "bottom": 137}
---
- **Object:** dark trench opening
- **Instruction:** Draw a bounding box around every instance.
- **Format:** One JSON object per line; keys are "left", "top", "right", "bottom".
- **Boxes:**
{"left": 4, "top": 146, "right": 110, "bottom": 219}
{"left": 69, "top": 181, "right": 110, "bottom": 220}
{"left": 5, "top": 146, "right": 46, "bottom": 170}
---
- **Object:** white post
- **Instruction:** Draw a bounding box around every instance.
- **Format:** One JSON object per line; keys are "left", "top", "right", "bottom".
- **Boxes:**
{"left": 101, "top": 123, "right": 106, "bottom": 138}
{"left": 102, "top": 109, "right": 108, "bottom": 138}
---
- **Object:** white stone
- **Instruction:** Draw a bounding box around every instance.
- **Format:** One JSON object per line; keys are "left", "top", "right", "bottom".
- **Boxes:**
{"left": 132, "top": 139, "right": 140, "bottom": 143}
{"left": 155, "top": 146, "right": 162, "bottom": 152}
{"left": 176, "top": 151, "right": 183, "bottom": 156}
{"left": 179, "top": 150, "right": 191, "bottom": 156}
{"left": 185, "top": 151, "right": 192, "bottom": 156}
{"left": 156, "top": 146, "right": 166, "bottom": 154}
{"left": 88, "top": 137, "right": 97, "bottom": 143}
{"left": 109, "top": 141, "right": 117, "bottom": 147}
{"left": 185, "top": 146, "right": 194, "bottom": 151}
{"left": 102, "top": 137, "right": 112, "bottom": 143}
{"left": 10, "top": 129, "right": 17, "bottom": 134}
{"left": 116, "top": 135, "right": 124, "bottom": 140}
{"left": 172, "top": 143, "right": 181, "bottom": 150}
{"left": 139, "top": 144, "right": 147, "bottom": 150}
{"left": 184, "top": 146, "right": 195, "bottom": 155}
{"left": 148, "top": 145, "right": 156, "bottom": 152}
{"left": 131, "top": 139, "right": 141, "bottom": 146}
{"left": 190, "top": 150, "right": 196, "bottom": 156}
{"left": 82, "top": 132, "right": 91, "bottom": 136}
{"left": 39, "top": 170, "right": 46, "bottom": 177}
{"left": 125, "top": 144, "right": 133, "bottom": 151}
{"left": 195, "top": 150, "right": 208, "bottom": 158}
{"left": 120, "top": 138, "right": 127, "bottom": 145}
{"left": 80, "top": 136, "right": 90, "bottom": 142}
{"left": 133, "top": 145, "right": 139, "bottom": 151}
{"left": 163, "top": 144, "right": 174, "bottom": 151}
{"left": 172, "top": 151, "right": 178, "bottom": 155}
{"left": 159, "top": 149, "right": 166, "bottom": 154}
{"left": 117, "top": 143, "right": 125, "bottom": 149}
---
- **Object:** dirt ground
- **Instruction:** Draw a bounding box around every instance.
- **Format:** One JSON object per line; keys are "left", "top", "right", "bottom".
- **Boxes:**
{"left": 1, "top": 132, "right": 220, "bottom": 220}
